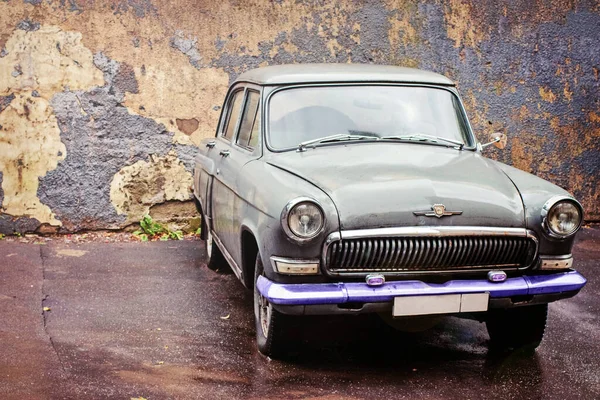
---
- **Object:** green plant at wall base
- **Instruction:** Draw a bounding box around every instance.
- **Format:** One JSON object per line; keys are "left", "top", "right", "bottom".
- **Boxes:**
{"left": 140, "top": 214, "right": 165, "bottom": 236}
{"left": 133, "top": 215, "right": 183, "bottom": 241}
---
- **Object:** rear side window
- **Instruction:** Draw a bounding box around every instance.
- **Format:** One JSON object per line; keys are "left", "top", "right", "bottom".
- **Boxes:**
{"left": 236, "top": 91, "right": 260, "bottom": 150}
{"left": 222, "top": 90, "right": 244, "bottom": 141}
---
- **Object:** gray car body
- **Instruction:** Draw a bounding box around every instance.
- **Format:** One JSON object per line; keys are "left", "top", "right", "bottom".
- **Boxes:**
{"left": 193, "top": 64, "right": 580, "bottom": 287}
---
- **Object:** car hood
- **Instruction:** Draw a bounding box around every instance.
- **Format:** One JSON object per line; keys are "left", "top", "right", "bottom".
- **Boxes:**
{"left": 265, "top": 143, "right": 525, "bottom": 230}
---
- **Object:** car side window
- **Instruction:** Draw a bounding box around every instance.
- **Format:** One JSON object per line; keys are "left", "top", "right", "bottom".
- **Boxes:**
{"left": 222, "top": 90, "right": 244, "bottom": 141}
{"left": 236, "top": 91, "right": 260, "bottom": 150}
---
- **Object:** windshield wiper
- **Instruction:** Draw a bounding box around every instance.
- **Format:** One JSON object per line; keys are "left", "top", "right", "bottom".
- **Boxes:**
{"left": 297, "top": 134, "right": 374, "bottom": 152}
{"left": 381, "top": 134, "right": 464, "bottom": 150}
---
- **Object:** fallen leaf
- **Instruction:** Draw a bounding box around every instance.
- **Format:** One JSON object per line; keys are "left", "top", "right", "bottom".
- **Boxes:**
{"left": 220, "top": 314, "right": 230, "bottom": 320}
{"left": 43, "top": 307, "right": 51, "bottom": 312}
{"left": 157, "top": 361, "right": 164, "bottom": 365}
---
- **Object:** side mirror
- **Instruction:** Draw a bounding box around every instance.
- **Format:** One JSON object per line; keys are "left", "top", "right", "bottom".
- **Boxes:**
{"left": 480, "top": 132, "right": 507, "bottom": 150}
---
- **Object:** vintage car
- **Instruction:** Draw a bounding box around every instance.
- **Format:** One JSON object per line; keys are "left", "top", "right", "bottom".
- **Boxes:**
{"left": 193, "top": 64, "right": 586, "bottom": 357}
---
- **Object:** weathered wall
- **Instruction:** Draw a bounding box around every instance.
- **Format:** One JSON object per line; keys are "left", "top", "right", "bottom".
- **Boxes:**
{"left": 0, "top": 0, "right": 598, "bottom": 233}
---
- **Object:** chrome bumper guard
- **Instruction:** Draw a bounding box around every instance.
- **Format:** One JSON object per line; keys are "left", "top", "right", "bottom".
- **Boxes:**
{"left": 256, "top": 271, "right": 586, "bottom": 306}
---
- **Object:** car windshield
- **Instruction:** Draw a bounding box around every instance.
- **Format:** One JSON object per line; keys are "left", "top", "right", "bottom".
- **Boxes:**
{"left": 268, "top": 85, "right": 472, "bottom": 150}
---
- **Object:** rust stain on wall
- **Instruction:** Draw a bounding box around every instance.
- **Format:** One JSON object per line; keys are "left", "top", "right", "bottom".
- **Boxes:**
{"left": 539, "top": 87, "right": 557, "bottom": 103}
{"left": 176, "top": 118, "right": 199, "bottom": 136}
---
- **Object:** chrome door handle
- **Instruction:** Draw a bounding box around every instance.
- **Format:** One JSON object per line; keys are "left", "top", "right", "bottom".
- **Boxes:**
{"left": 219, "top": 150, "right": 230, "bottom": 157}
{"left": 206, "top": 141, "right": 216, "bottom": 148}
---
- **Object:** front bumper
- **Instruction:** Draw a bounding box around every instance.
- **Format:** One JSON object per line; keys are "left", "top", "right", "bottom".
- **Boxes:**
{"left": 256, "top": 271, "right": 586, "bottom": 315}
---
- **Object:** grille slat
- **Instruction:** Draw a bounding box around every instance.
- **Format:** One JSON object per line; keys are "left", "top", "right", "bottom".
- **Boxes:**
{"left": 326, "top": 235, "right": 536, "bottom": 274}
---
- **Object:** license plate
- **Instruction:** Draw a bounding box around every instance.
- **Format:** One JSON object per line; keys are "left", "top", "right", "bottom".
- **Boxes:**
{"left": 393, "top": 293, "right": 489, "bottom": 317}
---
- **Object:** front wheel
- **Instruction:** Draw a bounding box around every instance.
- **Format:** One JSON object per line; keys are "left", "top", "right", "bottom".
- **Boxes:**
{"left": 486, "top": 304, "right": 548, "bottom": 352}
{"left": 254, "top": 254, "right": 293, "bottom": 358}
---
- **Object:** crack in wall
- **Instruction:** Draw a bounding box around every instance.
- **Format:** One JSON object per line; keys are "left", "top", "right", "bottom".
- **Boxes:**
{"left": 40, "top": 244, "right": 67, "bottom": 376}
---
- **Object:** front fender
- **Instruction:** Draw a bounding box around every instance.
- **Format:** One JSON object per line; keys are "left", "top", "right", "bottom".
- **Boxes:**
{"left": 236, "top": 161, "right": 340, "bottom": 283}
{"left": 493, "top": 161, "right": 580, "bottom": 255}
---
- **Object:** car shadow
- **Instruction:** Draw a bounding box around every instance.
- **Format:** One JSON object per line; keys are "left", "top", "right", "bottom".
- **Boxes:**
{"left": 274, "top": 314, "right": 545, "bottom": 398}
{"left": 189, "top": 252, "right": 548, "bottom": 398}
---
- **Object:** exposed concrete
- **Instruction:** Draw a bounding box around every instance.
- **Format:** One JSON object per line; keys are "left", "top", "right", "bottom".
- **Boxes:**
{"left": 0, "top": 214, "right": 41, "bottom": 234}
{"left": 170, "top": 30, "right": 203, "bottom": 70}
{"left": 16, "top": 19, "right": 40, "bottom": 32}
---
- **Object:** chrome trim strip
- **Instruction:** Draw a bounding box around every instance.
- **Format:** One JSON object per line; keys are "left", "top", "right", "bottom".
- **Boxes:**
{"left": 525, "top": 230, "right": 540, "bottom": 267}
{"left": 540, "top": 254, "right": 573, "bottom": 260}
{"left": 340, "top": 226, "right": 530, "bottom": 239}
{"left": 540, "top": 256, "right": 573, "bottom": 270}
{"left": 211, "top": 230, "right": 243, "bottom": 281}
{"left": 270, "top": 256, "right": 321, "bottom": 275}
{"left": 321, "top": 226, "right": 540, "bottom": 276}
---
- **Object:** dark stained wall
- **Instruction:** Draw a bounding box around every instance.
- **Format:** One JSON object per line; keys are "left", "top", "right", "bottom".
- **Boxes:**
{"left": 0, "top": 0, "right": 598, "bottom": 233}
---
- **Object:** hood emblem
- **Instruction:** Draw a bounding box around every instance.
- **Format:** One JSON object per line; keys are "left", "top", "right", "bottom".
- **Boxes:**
{"left": 414, "top": 204, "right": 463, "bottom": 218}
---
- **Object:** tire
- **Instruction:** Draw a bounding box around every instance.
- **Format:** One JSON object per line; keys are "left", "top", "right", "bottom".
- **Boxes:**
{"left": 486, "top": 304, "right": 548, "bottom": 352}
{"left": 203, "top": 224, "right": 227, "bottom": 272}
{"left": 254, "top": 254, "right": 292, "bottom": 358}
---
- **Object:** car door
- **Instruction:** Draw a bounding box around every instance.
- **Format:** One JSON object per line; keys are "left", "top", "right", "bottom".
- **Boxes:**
{"left": 213, "top": 86, "right": 262, "bottom": 267}
{"left": 211, "top": 86, "right": 245, "bottom": 263}
{"left": 227, "top": 87, "right": 262, "bottom": 266}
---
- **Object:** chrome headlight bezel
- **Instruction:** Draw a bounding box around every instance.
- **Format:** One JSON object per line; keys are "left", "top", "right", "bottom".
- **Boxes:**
{"left": 281, "top": 197, "right": 326, "bottom": 243}
{"left": 541, "top": 196, "right": 583, "bottom": 239}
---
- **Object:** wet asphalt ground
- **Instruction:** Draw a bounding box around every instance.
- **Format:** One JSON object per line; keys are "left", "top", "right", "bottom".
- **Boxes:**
{"left": 0, "top": 227, "right": 599, "bottom": 400}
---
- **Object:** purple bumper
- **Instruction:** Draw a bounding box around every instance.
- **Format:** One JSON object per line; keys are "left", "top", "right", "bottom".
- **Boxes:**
{"left": 256, "top": 271, "right": 587, "bottom": 306}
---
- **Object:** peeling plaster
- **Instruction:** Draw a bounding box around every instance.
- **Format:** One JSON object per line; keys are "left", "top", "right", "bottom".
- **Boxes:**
{"left": 39, "top": 60, "right": 197, "bottom": 231}
{"left": 110, "top": 151, "right": 193, "bottom": 224}
{"left": 0, "top": 25, "right": 104, "bottom": 97}
{"left": 0, "top": 0, "right": 598, "bottom": 232}
{"left": 0, "top": 93, "right": 65, "bottom": 226}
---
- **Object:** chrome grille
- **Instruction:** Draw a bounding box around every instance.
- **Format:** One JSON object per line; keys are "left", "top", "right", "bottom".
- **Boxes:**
{"left": 325, "top": 236, "right": 537, "bottom": 274}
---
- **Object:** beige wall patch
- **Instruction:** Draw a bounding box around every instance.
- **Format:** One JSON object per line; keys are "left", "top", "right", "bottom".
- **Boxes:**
{"left": 110, "top": 152, "right": 193, "bottom": 224}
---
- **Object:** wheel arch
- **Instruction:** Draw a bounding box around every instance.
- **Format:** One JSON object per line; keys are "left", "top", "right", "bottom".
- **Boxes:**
{"left": 240, "top": 225, "right": 260, "bottom": 289}
{"left": 193, "top": 195, "right": 209, "bottom": 240}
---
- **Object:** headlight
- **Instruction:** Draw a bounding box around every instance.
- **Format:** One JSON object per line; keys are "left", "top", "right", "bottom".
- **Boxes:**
{"left": 281, "top": 198, "right": 325, "bottom": 242}
{"left": 542, "top": 197, "right": 583, "bottom": 238}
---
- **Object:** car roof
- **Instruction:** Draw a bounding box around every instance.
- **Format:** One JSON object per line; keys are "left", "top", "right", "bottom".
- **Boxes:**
{"left": 234, "top": 64, "right": 455, "bottom": 86}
